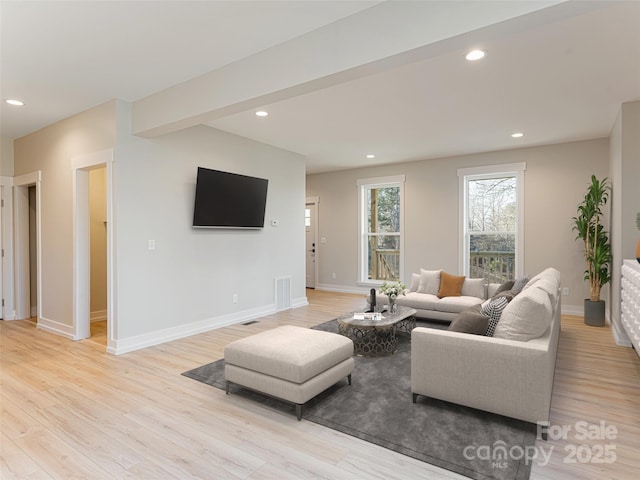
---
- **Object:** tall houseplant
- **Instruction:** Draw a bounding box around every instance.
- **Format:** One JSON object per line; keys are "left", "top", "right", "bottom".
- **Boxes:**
{"left": 572, "top": 175, "right": 612, "bottom": 326}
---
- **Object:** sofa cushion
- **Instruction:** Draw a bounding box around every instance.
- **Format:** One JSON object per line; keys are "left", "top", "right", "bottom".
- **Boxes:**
{"left": 448, "top": 310, "right": 489, "bottom": 335}
{"left": 417, "top": 269, "right": 442, "bottom": 295}
{"left": 480, "top": 296, "right": 509, "bottom": 336}
{"left": 523, "top": 267, "right": 560, "bottom": 291}
{"left": 437, "top": 272, "right": 465, "bottom": 298}
{"left": 461, "top": 278, "right": 485, "bottom": 299}
{"left": 224, "top": 326, "right": 354, "bottom": 384}
{"left": 435, "top": 296, "right": 483, "bottom": 314}
{"left": 398, "top": 292, "right": 438, "bottom": 310}
{"left": 493, "top": 286, "right": 552, "bottom": 341}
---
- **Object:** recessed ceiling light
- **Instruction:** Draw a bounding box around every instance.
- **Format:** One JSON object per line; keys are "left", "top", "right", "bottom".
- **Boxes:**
{"left": 366, "top": 154, "right": 375, "bottom": 159}
{"left": 511, "top": 132, "right": 524, "bottom": 138}
{"left": 255, "top": 111, "right": 268, "bottom": 117}
{"left": 465, "top": 49, "right": 486, "bottom": 61}
{"left": 5, "top": 99, "right": 25, "bottom": 106}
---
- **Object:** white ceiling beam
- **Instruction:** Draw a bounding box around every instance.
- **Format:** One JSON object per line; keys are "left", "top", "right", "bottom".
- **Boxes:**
{"left": 132, "top": 0, "right": 579, "bottom": 138}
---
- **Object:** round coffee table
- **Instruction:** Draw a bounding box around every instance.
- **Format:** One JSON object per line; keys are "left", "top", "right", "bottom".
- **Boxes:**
{"left": 337, "top": 306, "right": 417, "bottom": 356}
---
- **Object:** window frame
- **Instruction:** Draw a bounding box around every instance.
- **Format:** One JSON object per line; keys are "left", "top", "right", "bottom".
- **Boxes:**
{"left": 357, "top": 175, "right": 405, "bottom": 286}
{"left": 458, "top": 163, "right": 525, "bottom": 280}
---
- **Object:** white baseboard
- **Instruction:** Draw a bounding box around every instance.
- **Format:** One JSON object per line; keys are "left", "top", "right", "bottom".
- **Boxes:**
{"left": 37, "top": 316, "right": 76, "bottom": 340}
{"left": 291, "top": 296, "right": 309, "bottom": 309}
{"left": 91, "top": 310, "right": 107, "bottom": 322}
{"left": 611, "top": 319, "right": 632, "bottom": 347}
{"left": 315, "top": 283, "right": 369, "bottom": 295}
{"left": 108, "top": 300, "right": 311, "bottom": 355}
{"left": 561, "top": 304, "right": 583, "bottom": 316}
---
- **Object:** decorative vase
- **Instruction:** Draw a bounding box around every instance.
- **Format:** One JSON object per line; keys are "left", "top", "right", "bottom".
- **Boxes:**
{"left": 389, "top": 299, "right": 397, "bottom": 314}
{"left": 636, "top": 238, "right": 640, "bottom": 264}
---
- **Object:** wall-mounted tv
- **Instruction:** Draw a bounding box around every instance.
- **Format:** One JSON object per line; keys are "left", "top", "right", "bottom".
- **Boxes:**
{"left": 192, "top": 167, "right": 268, "bottom": 229}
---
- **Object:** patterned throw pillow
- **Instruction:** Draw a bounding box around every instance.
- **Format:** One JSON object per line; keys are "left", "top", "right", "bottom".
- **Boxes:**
{"left": 481, "top": 296, "right": 509, "bottom": 336}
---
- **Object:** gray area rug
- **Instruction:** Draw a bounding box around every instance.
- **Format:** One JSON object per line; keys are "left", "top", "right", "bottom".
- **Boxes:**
{"left": 182, "top": 320, "right": 536, "bottom": 480}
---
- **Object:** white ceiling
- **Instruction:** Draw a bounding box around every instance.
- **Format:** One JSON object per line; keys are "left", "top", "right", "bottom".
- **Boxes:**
{"left": 2, "top": 1, "right": 639, "bottom": 174}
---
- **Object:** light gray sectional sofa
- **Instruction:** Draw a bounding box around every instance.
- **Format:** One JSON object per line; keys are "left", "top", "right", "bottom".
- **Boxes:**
{"left": 410, "top": 267, "right": 561, "bottom": 426}
{"left": 374, "top": 269, "right": 500, "bottom": 321}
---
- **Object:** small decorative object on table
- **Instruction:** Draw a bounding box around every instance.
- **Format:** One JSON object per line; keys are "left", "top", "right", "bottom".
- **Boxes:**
{"left": 380, "top": 281, "right": 406, "bottom": 314}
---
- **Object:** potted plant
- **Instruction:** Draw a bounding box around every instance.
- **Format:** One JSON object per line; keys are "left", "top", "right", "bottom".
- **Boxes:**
{"left": 572, "top": 175, "right": 612, "bottom": 326}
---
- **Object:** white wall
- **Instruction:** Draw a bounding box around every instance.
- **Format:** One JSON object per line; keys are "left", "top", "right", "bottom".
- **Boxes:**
{"left": 609, "top": 100, "right": 640, "bottom": 344}
{"left": 306, "top": 138, "right": 610, "bottom": 313}
{"left": 113, "top": 102, "right": 306, "bottom": 344}
{"left": 13, "top": 100, "right": 306, "bottom": 352}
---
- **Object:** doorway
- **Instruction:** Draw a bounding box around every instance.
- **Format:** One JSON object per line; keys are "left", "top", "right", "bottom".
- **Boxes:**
{"left": 88, "top": 167, "right": 107, "bottom": 344}
{"left": 13, "top": 171, "right": 41, "bottom": 321}
{"left": 305, "top": 197, "right": 319, "bottom": 289}
{"left": 72, "top": 148, "right": 114, "bottom": 351}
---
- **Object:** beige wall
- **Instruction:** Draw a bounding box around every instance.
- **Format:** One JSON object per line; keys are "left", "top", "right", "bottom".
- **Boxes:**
{"left": 306, "top": 138, "right": 610, "bottom": 312}
{"left": 13, "top": 101, "right": 116, "bottom": 326}
{"left": 1, "top": 136, "right": 14, "bottom": 177}
{"left": 89, "top": 167, "right": 107, "bottom": 316}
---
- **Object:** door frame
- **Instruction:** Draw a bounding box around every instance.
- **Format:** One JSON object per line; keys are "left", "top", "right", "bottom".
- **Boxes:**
{"left": 13, "top": 171, "right": 42, "bottom": 321}
{"left": 72, "top": 149, "right": 116, "bottom": 350}
{"left": 305, "top": 196, "right": 319, "bottom": 289}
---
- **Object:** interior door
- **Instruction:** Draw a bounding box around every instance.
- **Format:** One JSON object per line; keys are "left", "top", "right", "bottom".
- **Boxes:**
{"left": 305, "top": 201, "right": 318, "bottom": 288}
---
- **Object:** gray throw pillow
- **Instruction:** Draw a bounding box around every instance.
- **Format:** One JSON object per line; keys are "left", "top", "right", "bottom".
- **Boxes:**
{"left": 494, "top": 280, "right": 515, "bottom": 295}
{"left": 448, "top": 310, "right": 490, "bottom": 335}
{"left": 511, "top": 275, "right": 530, "bottom": 295}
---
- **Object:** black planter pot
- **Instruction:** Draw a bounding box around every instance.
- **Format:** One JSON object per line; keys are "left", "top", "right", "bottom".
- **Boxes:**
{"left": 584, "top": 299, "right": 605, "bottom": 327}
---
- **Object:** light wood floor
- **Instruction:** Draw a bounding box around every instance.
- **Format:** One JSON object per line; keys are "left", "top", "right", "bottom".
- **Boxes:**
{"left": 1, "top": 289, "right": 639, "bottom": 479}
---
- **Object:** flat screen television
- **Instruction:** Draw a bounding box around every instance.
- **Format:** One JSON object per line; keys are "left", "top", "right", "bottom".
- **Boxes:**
{"left": 192, "top": 167, "right": 268, "bottom": 229}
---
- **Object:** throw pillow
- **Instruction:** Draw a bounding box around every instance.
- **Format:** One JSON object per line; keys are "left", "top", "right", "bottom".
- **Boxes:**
{"left": 437, "top": 271, "right": 465, "bottom": 298}
{"left": 448, "top": 310, "right": 489, "bottom": 335}
{"left": 511, "top": 275, "right": 530, "bottom": 295}
{"left": 417, "top": 269, "right": 442, "bottom": 295}
{"left": 494, "top": 280, "right": 515, "bottom": 295}
{"left": 408, "top": 273, "right": 421, "bottom": 293}
{"left": 461, "top": 277, "right": 485, "bottom": 298}
{"left": 481, "top": 296, "right": 509, "bottom": 336}
{"left": 493, "top": 286, "right": 553, "bottom": 341}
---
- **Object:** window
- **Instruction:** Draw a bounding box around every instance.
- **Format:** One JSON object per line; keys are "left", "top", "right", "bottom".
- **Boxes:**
{"left": 458, "top": 164, "right": 525, "bottom": 283}
{"left": 357, "top": 175, "right": 405, "bottom": 284}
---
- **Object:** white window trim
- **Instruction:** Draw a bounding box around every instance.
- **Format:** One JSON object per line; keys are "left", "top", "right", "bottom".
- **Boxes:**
{"left": 357, "top": 175, "right": 405, "bottom": 287}
{"left": 457, "top": 163, "right": 525, "bottom": 279}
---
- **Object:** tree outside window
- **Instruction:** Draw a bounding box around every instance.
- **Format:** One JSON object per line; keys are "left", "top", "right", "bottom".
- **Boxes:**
{"left": 459, "top": 164, "right": 525, "bottom": 283}
{"left": 358, "top": 176, "right": 404, "bottom": 284}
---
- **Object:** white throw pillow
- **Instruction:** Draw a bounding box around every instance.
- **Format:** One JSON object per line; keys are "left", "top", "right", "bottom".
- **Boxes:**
{"left": 417, "top": 269, "right": 442, "bottom": 295}
{"left": 461, "top": 278, "right": 485, "bottom": 299}
{"left": 493, "top": 286, "right": 552, "bottom": 341}
{"left": 408, "top": 273, "right": 421, "bottom": 292}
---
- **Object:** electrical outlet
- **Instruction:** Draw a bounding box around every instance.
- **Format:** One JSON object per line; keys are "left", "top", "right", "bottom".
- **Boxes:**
{"left": 331, "top": 273, "right": 336, "bottom": 279}
{"left": 232, "top": 294, "right": 239, "bottom": 304}
{"left": 562, "top": 287, "right": 570, "bottom": 296}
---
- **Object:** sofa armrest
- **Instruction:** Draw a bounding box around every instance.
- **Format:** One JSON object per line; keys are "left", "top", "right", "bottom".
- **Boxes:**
{"left": 411, "top": 327, "right": 555, "bottom": 424}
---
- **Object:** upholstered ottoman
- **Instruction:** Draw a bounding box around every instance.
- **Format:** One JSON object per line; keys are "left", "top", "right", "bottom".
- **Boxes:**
{"left": 224, "top": 325, "right": 354, "bottom": 420}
